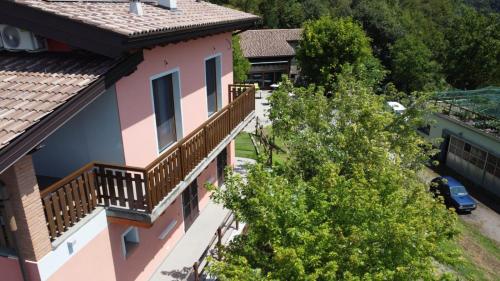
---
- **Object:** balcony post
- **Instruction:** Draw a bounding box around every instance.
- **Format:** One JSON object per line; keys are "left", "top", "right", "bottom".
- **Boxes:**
{"left": 0, "top": 155, "right": 51, "bottom": 262}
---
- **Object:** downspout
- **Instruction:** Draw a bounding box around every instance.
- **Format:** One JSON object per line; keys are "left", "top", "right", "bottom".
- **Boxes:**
{"left": 0, "top": 181, "right": 30, "bottom": 281}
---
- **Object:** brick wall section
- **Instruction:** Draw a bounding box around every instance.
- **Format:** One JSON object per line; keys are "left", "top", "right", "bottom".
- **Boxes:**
{"left": 0, "top": 155, "right": 51, "bottom": 261}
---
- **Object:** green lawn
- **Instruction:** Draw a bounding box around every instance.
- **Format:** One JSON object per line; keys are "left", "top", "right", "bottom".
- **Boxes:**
{"left": 438, "top": 220, "right": 500, "bottom": 280}
{"left": 235, "top": 132, "right": 258, "bottom": 160}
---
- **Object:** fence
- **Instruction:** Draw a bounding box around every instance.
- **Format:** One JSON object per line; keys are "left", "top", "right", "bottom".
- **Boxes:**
{"left": 40, "top": 85, "right": 255, "bottom": 241}
{"left": 192, "top": 212, "right": 238, "bottom": 281}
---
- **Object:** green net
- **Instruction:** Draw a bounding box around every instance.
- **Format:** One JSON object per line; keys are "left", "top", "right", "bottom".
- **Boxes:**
{"left": 435, "top": 86, "right": 500, "bottom": 119}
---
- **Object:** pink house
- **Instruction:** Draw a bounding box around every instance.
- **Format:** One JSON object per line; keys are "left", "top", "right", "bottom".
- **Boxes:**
{"left": 0, "top": 1, "right": 258, "bottom": 280}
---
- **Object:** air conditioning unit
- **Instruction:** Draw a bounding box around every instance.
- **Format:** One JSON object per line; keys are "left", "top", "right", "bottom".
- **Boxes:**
{"left": 0, "top": 25, "right": 46, "bottom": 52}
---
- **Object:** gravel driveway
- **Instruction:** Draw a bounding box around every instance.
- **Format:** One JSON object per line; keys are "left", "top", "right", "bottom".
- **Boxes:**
{"left": 420, "top": 167, "right": 500, "bottom": 243}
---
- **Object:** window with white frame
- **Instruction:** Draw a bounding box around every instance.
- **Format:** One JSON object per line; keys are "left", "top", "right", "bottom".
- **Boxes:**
{"left": 152, "top": 71, "right": 182, "bottom": 151}
{"left": 205, "top": 56, "right": 222, "bottom": 116}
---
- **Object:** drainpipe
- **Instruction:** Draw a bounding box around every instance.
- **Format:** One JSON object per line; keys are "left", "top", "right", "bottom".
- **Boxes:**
{"left": 0, "top": 182, "right": 30, "bottom": 281}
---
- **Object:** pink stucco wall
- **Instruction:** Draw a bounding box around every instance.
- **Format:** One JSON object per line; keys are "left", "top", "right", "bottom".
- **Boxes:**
{"left": 0, "top": 256, "right": 41, "bottom": 281}
{"left": 48, "top": 229, "right": 116, "bottom": 281}
{"left": 0, "top": 256, "right": 23, "bottom": 281}
{"left": 108, "top": 198, "right": 184, "bottom": 281}
{"left": 197, "top": 160, "right": 217, "bottom": 210}
{"left": 115, "top": 32, "right": 234, "bottom": 167}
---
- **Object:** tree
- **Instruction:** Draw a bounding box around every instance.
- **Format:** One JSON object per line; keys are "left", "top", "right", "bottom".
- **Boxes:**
{"left": 390, "top": 35, "right": 446, "bottom": 92}
{"left": 297, "top": 17, "right": 386, "bottom": 91}
{"left": 443, "top": 7, "right": 500, "bottom": 89}
{"left": 232, "top": 35, "right": 251, "bottom": 83}
{"left": 208, "top": 74, "right": 458, "bottom": 280}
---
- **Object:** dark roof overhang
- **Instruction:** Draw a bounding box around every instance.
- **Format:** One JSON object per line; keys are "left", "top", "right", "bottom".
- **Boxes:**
{"left": 0, "top": 51, "right": 144, "bottom": 174}
{"left": 0, "top": 1, "right": 259, "bottom": 58}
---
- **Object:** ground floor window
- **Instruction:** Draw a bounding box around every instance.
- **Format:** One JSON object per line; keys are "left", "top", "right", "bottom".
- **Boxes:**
{"left": 182, "top": 180, "right": 199, "bottom": 231}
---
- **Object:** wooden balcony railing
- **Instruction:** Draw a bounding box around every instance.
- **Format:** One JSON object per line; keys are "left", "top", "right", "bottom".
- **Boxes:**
{"left": 40, "top": 85, "right": 255, "bottom": 240}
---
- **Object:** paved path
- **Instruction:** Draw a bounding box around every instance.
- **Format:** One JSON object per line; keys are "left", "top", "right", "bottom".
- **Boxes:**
{"left": 420, "top": 167, "right": 500, "bottom": 244}
{"left": 244, "top": 90, "right": 271, "bottom": 133}
{"left": 149, "top": 158, "right": 255, "bottom": 281}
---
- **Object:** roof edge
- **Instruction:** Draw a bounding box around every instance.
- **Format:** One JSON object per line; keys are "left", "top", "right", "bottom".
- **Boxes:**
{"left": 124, "top": 18, "right": 260, "bottom": 49}
{"left": 0, "top": 51, "right": 144, "bottom": 174}
{"left": 0, "top": 1, "right": 127, "bottom": 58}
{"left": 0, "top": 1, "right": 259, "bottom": 57}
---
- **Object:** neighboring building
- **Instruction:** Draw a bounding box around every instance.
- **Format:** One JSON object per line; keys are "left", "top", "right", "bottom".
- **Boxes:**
{"left": 0, "top": 1, "right": 258, "bottom": 280}
{"left": 240, "top": 29, "right": 302, "bottom": 89}
{"left": 420, "top": 87, "right": 500, "bottom": 197}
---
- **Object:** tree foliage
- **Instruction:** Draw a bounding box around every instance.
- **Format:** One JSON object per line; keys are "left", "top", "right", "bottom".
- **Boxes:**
{"left": 297, "top": 17, "right": 385, "bottom": 91}
{"left": 390, "top": 35, "right": 445, "bottom": 92}
{"left": 232, "top": 35, "right": 251, "bottom": 83}
{"left": 211, "top": 0, "right": 500, "bottom": 92}
{"left": 443, "top": 6, "right": 500, "bottom": 89}
{"left": 208, "top": 74, "right": 458, "bottom": 280}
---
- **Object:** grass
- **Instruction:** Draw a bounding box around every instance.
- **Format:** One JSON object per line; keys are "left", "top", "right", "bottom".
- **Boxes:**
{"left": 236, "top": 127, "right": 289, "bottom": 164}
{"left": 439, "top": 219, "right": 500, "bottom": 280}
{"left": 235, "top": 132, "right": 258, "bottom": 160}
{"left": 261, "top": 126, "right": 288, "bottom": 165}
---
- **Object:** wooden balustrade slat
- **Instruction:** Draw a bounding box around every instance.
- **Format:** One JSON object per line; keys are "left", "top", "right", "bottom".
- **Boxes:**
{"left": 105, "top": 171, "right": 116, "bottom": 206}
{"left": 160, "top": 162, "right": 167, "bottom": 198}
{"left": 134, "top": 174, "right": 145, "bottom": 210}
{"left": 64, "top": 184, "right": 76, "bottom": 224}
{"left": 51, "top": 193, "right": 64, "bottom": 235}
{"left": 78, "top": 177, "right": 89, "bottom": 214}
{"left": 98, "top": 167, "right": 109, "bottom": 205}
{"left": 57, "top": 189, "right": 70, "bottom": 229}
{"left": 71, "top": 181, "right": 82, "bottom": 219}
{"left": 87, "top": 172, "right": 98, "bottom": 208}
{"left": 124, "top": 173, "right": 135, "bottom": 210}
{"left": 116, "top": 172, "right": 126, "bottom": 207}
{"left": 43, "top": 197, "right": 57, "bottom": 239}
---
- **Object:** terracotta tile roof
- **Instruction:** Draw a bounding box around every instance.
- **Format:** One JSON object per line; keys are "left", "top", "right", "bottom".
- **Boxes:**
{"left": 240, "top": 29, "right": 303, "bottom": 59}
{"left": 0, "top": 51, "right": 117, "bottom": 150}
{"left": 15, "top": 0, "right": 259, "bottom": 37}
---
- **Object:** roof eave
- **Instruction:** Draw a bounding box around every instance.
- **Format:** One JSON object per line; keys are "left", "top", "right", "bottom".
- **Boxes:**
{"left": 123, "top": 18, "right": 260, "bottom": 49}
{"left": 0, "top": 1, "right": 128, "bottom": 58}
{"left": 0, "top": 1, "right": 259, "bottom": 58}
{"left": 0, "top": 52, "right": 144, "bottom": 174}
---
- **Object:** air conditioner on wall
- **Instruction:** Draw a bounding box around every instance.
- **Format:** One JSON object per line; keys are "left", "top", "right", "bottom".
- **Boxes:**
{"left": 0, "top": 24, "right": 46, "bottom": 52}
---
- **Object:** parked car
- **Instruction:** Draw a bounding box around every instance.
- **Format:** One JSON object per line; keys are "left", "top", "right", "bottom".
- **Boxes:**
{"left": 430, "top": 176, "right": 477, "bottom": 212}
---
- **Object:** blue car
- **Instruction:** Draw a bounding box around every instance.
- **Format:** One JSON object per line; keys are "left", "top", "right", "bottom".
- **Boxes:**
{"left": 430, "top": 176, "right": 477, "bottom": 213}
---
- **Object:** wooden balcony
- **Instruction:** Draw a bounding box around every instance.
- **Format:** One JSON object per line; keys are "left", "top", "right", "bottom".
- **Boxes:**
{"left": 40, "top": 85, "right": 255, "bottom": 241}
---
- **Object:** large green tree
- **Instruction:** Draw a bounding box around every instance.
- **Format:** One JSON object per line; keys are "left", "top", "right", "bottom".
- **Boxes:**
{"left": 443, "top": 7, "right": 500, "bottom": 89}
{"left": 297, "top": 17, "right": 385, "bottom": 91}
{"left": 390, "top": 35, "right": 446, "bottom": 92}
{"left": 232, "top": 35, "right": 251, "bottom": 83}
{"left": 208, "top": 74, "right": 458, "bottom": 280}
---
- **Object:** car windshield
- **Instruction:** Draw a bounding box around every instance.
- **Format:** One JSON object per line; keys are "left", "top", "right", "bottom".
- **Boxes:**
{"left": 450, "top": 185, "right": 467, "bottom": 196}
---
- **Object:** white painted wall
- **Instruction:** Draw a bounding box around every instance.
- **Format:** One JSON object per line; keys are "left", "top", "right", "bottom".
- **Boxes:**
{"left": 427, "top": 114, "right": 500, "bottom": 153}
{"left": 36, "top": 208, "right": 108, "bottom": 281}
{"left": 33, "top": 86, "right": 125, "bottom": 178}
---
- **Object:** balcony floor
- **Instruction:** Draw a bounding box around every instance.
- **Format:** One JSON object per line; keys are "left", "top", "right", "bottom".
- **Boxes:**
{"left": 149, "top": 157, "right": 254, "bottom": 281}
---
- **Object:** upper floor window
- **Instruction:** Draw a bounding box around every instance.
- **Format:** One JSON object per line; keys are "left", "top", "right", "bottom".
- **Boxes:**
{"left": 152, "top": 71, "right": 182, "bottom": 152}
{"left": 205, "top": 55, "right": 222, "bottom": 116}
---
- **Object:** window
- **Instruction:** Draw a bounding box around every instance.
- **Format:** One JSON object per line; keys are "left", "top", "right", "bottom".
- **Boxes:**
{"left": 205, "top": 56, "right": 221, "bottom": 116}
{"left": 152, "top": 72, "right": 179, "bottom": 151}
{"left": 182, "top": 181, "right": 199, "bottom": 231}
{"left": 121, "top": 227, "right": 139, "bottom": 258}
